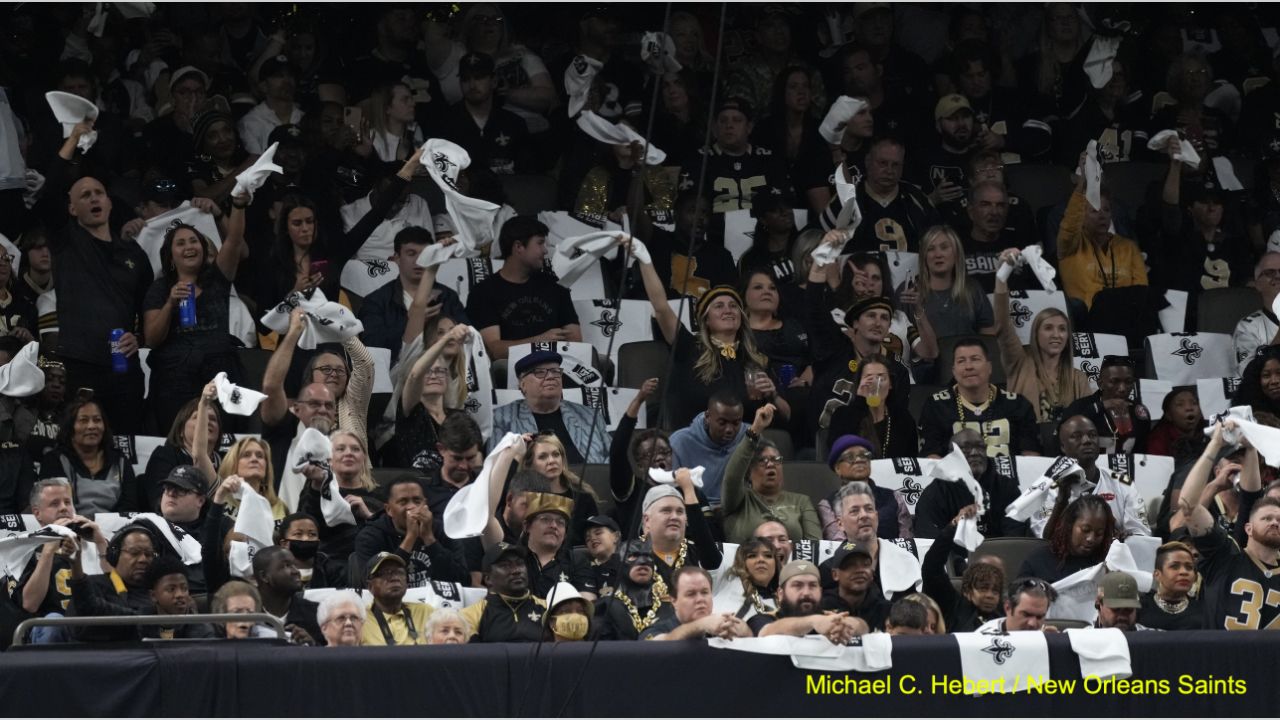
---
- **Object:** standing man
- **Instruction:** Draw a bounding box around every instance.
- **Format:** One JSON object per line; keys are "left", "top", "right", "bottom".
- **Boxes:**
{"left": 441, "top": 53, "right": 531, "bottom": 175}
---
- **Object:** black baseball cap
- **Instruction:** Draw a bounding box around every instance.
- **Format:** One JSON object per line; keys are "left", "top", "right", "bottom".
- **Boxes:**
{"left": 259, "top": 55, "right": 297, "bottom": 80}
{"left": 481, "top": 542, "right": 528, "bottom": 572}
{"left": 715, "top": 96, "right": 754, "bottom": 121}
{"left": 830, "top": 541, "right": 873, "bottom": 567}
{"left": 160, "top": 465, "right": 207, "bottom": 495}
{"left": 584, "top": 515, "right": 619, "bottom": 533}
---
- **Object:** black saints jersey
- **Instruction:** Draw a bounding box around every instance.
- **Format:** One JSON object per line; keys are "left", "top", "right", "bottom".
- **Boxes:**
{"left": 1195, "top": 525, "right": 1280, "bottom": 631}
{"left": 918, "top": 386, "right": 1042, "bottom": 457}
{"left": 825, "top": 181, "right": 938, "bottom": 254}
{"left": 679, "top": 145, "right": 790, "bottom": 214}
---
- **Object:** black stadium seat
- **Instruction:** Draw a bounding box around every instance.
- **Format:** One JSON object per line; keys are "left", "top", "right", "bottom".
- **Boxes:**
{"left": 1196, "top": 287, "right": 1261, "bottom": 334}
{"left": 500, "top": 175, "right": 558, "bottom": 215}
{"left": 1004, "top": 163, "right": 1073, "bottom": 214}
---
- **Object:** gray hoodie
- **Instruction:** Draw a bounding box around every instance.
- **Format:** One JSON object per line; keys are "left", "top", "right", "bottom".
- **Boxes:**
{"left": 668, "top": 411, "right": 748, "bottom": 504}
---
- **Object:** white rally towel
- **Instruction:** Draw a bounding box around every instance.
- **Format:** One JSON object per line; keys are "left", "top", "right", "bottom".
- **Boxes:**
{"left": 628, "top": 236, "right": 652, "bottom": 266}
{"left": 45, "top": 91, "right": 99, "bottom": 153}
{"left": 1006, "top": 456, "right": 1085, "bottom": 522}
{"left": 790, "top": 633, "right": 895, "bottom": 672}
{"left": 0, "top": 340, "right": 44, "bottom": 398}
{"left": 1066, "top": 628, "right": 1133, "bottom": 681}
{"left": 130, "top": 513, "right": 203, "bottom": 565}
{"left": 232, "top": 142, "right": 283, "bottom": 202}
{"left": 1020, "top": 245, "right": 1058, "bottom": 293}
{"left": 230, "top": 481, "right": 276, "bottom": 578}
{"left": 819, "top": 96, "right": 869, "bottom": 145}
{"left": 811, "top": 226, "right": 844, "bottom": 268}
{"left": 1084, "top": 140, "right": 1104, "bottom": 210}
{"left": 1208, "top": 407, "right": 1280, "bottom": 469}
{"left": 287, "top": 428, "right": 356, "bottom": 527}
{"left": 134, "top": 200, "right": 224, "bottom": 275}
{"left": 419, "top": 139, "right": 501, "bottom": 252}
{"left": 1051, "top": 563, "right": 1105, "bottom": 622}
{"left": 1147, "top": 130, "right": 1202, "bottom": 170}
{"left": 0, "top": 525, "right": 98, "bottom": 578}
{"left": 551, "top": 231, "right": 623, "bottom": 288}
{"left": 1212, "top": 156, "right": 1245, "bottom": 192}
{"left": 1083, "top": 35, "right": 1122, "bottom": 89}
{"left": 833, "top": 163, "right": 864, "bottom": 233}
{"left": 415, "top": 240, "right": 469, "bottom": 270}
{"left": 649, "top": 466, "right": 705, "bottom": 489}
{"left": 877, "top": 537, "right": 924, "bottom": 599}
{"left": 259, "top": 289, "right": 364, "bottom": 350}
{"left": 443, "top": 432, "right": 523, "bottom": 539}
{"left": 214, "top": 371, "right": 266, "bottom": 416}
{"left": 576, "top": 111, "right": 667, "bottom": 165}
{"left": 89, "top": 2, "right": 156, "bottom": 36}
{"left": 954, "top": 631, "right": 1051, "bottom": 694}
{"left": 709, "top": 634, "right": 841, "bottom": 657}
{"left": 928, "top": 444, "right": 986, "bottom": 551}
{"left": 564, "top": 54, "right": 603, "bottom": 118}
{"left": 641, "top": 32, "right": 682, "bottom": 75}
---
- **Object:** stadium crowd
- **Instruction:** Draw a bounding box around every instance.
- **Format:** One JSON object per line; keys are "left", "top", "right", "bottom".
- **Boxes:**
{"left": 1, "top": 1, "right": 1280, "bottom": 651}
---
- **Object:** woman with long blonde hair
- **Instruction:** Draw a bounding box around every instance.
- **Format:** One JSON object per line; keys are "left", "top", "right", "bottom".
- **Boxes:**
{"left": 916, "top": 225, "right": 995, "bottom": 341}
{"left": 994, "top": 247, "right": 1092, "bottom": 422}
{"left": 522, "top": 433, "right": 599, "bottom": 545}
{"left": 635, "top": 234, "right": 793, "bottom": 429}
{"left": 1029, "top": 3, "right": 1088, "bottom": 110}
{"left": 192, "top": 382, "right": 285, "bottom": 519}
{"left": 361, "top": 82, "right": 422, "bottom": 164}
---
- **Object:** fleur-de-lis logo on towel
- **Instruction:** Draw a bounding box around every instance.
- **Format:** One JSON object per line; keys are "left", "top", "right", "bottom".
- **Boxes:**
{"left": 983, "top": 637, "right": 1015, "bottom": 665}
{"left": 1172, "top": 338, "right": 1203, "bottom": 365}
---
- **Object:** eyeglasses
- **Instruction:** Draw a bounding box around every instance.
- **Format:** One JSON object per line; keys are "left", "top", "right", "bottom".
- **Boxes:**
{"left": 533, "top": 514, "right": 568, "bottom": 527}
{"left": 424, "top": 367, "right": 450, "bottom": 378}
{"left": 525, "top": 368, "right": 563, "bottom": 379}
{"left": 298, "top": 400, "right": 337, "bottom": 411}
{"left": 838, "top": 451, "right": 873, "bottom": 464}
{"left": 755, "top": 455, "right": 784, "bottom": 467}
{"left": 162, "top": 485, "right": 196, "bottom": 497}
{"left": 314, "top": 365, "right": 348, "bottom": 378}
{"left": 122, "top": 547, "right": 158, "bottom": 559}
{"left": 329, "top": 613, "right": 362, "bottom": 626}
{"left": 1258, "top": 269, "right": 1280, "bottom": 281}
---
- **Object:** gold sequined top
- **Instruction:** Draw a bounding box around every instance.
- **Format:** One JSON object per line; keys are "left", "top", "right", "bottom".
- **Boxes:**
{"left": 574, "top": 165, "right": 676, "bottom": 227}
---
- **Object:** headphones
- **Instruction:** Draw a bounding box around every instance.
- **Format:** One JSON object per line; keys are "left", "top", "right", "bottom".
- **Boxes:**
{"left": 105, "top": 522, "right": 161, "bottom": 567}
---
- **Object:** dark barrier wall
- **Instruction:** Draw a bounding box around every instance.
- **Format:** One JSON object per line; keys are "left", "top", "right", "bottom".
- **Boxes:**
{"left": 1, "top": 632, "right": 1277, "bottom": 717}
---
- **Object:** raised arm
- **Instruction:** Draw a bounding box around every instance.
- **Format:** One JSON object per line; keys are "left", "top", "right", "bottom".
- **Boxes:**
{"left": 992, "top": 249, "right": 1026, "bottom": 372}
{"left": 1178, "top": 422, "right": 1226, "bottom": 537}
{"left": 192, "top": 381, "right": 219, "bottom": 485}
{"left": 481, "top": 436, "right": 529, "bottom": 549}
{"left": 1056, "top": 151, "right": 1088, "bottom": 260}
{"left": 218, "top": 190, "right": 251, "bottom": 280}
{"left": 261, "top": 308, "right": 305, "bottom": 427}
{"left": 629, "top": 236, "right": 680, "bottom": 345}
{"left": 339, "top": 335, "right": 375, "bottom": 430}
{"left": 403, "top": 323, "right": 470, "bottom": 416}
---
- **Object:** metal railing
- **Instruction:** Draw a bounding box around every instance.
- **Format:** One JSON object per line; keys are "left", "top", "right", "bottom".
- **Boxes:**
{"left": 12, "top": 613, "right": 287, "bottom": 647}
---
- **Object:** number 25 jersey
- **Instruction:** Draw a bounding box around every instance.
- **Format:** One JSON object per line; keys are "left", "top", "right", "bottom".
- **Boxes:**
{"left": 678, "top": 144, "right": 790, "bottom": 214}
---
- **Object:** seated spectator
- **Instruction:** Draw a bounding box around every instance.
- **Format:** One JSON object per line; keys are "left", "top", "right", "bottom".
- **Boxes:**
{"left": 296, "top": 430, "right": 382, "bottom": 562}
{"left": 25, "top": 357, "right": 65, "bottom": 466}
{"left": 15, "top": 231, "right": 53, "bottom": 317}
{"left": 1138, "top": 541, "right": 1206, "bottom": 631}
{"left": 141, "top": 191, "right": 248, "bottom": 433}
{"left": 994, "top": 252, "right": 1092, "bottom": 424}
{"left": 139, "top": 555, "right": 215, "bottom": 640}
{"left": 714, "top": 538, "right": 779, "bottom": 620}
{"left": 357, "top": 227, "right": 468, "bottom": 366}
{"left": 960, "top": 183, "right": 1031, "bottom": 293}
{"left": 142, "top": 394, "right": 224, "bottom": 510}
{"left": 724, "top": 7, "right": 825, "bottom": 114}
{"left": 573, "top": 515, "right": 622, "bottom": 598}
{"left": 1233, "top": 346, "right": 1280, "bottom": 418}
{"left": 825, "top": 354, "right": 920, "bottom": 459}
{"left": 650, "top": 68, "right": 708, "bottom": 170}
{"left": 142, "top": 65, "right": 210, "bottom": 187}
{"left": 821, "top": 482, "right": 922, "bottom": 596}
{"left": 819, "top": 541, "right": 892, "bottom": 631}
{"left": 1055, "top": 157, "right": 1148, "bottom": 311}
{"left": 491, "top": 350, "right": 608, "bottom": 464}
{"left": 0, "top": 253, "right": 36, "bottom": 345}
{"left": 678, "top": 97, "right": 788, "bottom": 215}
{"left": 596, "top": 542, "right": 674, "bottom": 640}
{"left": 460, "top": 542, "right": 548, "bottom": 643}
{"left": 211, "top": 580, "right": 272, "bottom": 640}
{"left": 362, "top": 82, "right": 424, "bottom": 166}
{"left": 15, "top": 479, "right": 108, "bottom": 644}
{"left": 318, "top": 589, "right": 366, "bottom": 647}
{"left": 1145, "top": 387, "right": 1207, "bottom": 465}
{"left": 1055, "top": 57, "right": 1148, "bottom": 167}
{"left": 156, "top": 465, "right": 208, "bottom": 592}
{"left": 751, "top": 560, "right": 868, "bottom": 640}
{"left": 424, "top": 607, "right": 472, "bottom": 645}
{"left": 189, "top": 107, "right": 256, "bottom": 205}
{"left": 751, "top": 66, "right": 827, "bottom": 208}
{"left": 201, "top": 437, "right": 286, "bottom": 526}
{"left": 1231, "top": 253, "right": 1280, "bottom": 376}
{"left": 825, "top": 138, "right": 938, "bottom": 254}
{"left": 976, "top": 578, "right": 1057, "bottom": 633}
{"left": 738, "top": 192, "right": 801, "bottom": 289}
{"left": 520, "top": 433, "right": 599, "bottom": 545}
{"left": 834, "top": 42, "right": 920, "bottom": 141}
{"left": 38, "top": 396, "right": 139, "bottom": 515}
{"left": 624, "top": 191, "right": 736, "bottom": 300}
{"left": 1020, "top": 495, "right": 1117, "bottom": 583}
{"left": 948, "top": 41, "right": 1053, "bottom": 164}
{"left": 1147, "top": 50, "right": 1232, "bottom": 165}
{"left": 1156, "top": 146, "right": 1252, "bottom": 299}
{"left": 641, "top": 566, "right": 750, "bottom": 641}
{"left": 440, "top": 54, "right": 532, "bottom": 175}
{"left": 884, "top": 598, "right": 932, "bottom": 636}
{"left": 352, "top": 475, "right": 468, "bottom": 589}
{"left": 1061, "top": 357, "right": 1151, "bottom": 454}
{"left": 67, "top": 523, "right": 159, "bottom": 642}
{"left": 467, "top": 216, "right": 580, "bottom": 361}
{"left": 362, "top": 552, "right": 432, "bottom": 646}
{"left": 636, "top": 255, "right": 791, "bottom": 431}
{"left": 916, "top": 226, "right": 996, "bottom": 343}
{"left": 914, "top": 428, "right": 1026, "bottom": 539}
{"left": 818, "top": 434, "right": 912, "bottom": 541}
{"left": 638, "top": 482, "right": 723, "bottom": 588}
{"left": 919, "top": 337, "right": 1041, "bottom": 458}
{"left": 911, "top": 94, "right": 980, "bottom": 211}
{"left": 922, "top": 528, "right": 1007, "bottom": 632}
{"left": 667, "top": 392, "right": 748, "bottom": 505}
{"left": 754, "top": 520, "right": 795, "bottom": 563}
{"left": 721, "top": 404, "right": 820, "bottom": 544}
{"left": 395, "top": 321, "right": 470, "bottom": 473}
{"left": 1093, "top": 572, "right": 1152, "bottom": 631}
{"left": 611, "top": 379, "right": 691, "bottom": 537}
{"left": 408, "top": 412, "right": 483, "bottom": 553}
{"left": 510, "top": 483, "right": 590, "bottom": 598}
{"left": 250, "top": 546, "right": 322, "bottom": 646}
{"left": 238, "top": 56, "right": 304, "bottom": 155}
{"left": 275, "top": 513, "right": 344, "bottom": 590}
{"left": 543, "top": 582, "right": 594, "bottom": 642}
{"left": 940, "top": 151, "right": 1037, "bottom": 249}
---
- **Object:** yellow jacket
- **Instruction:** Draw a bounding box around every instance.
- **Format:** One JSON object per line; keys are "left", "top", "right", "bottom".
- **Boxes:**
{"left": 1055, "top": 190, "right": 1148, "bottom": 308}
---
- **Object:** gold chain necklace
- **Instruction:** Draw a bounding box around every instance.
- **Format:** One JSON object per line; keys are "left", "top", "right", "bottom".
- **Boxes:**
{"left": 617, "top": 591, "right": 664, "bottom": 632}
{"left": 746, "top": 585, "right": 772, "bottom": 616}
{"left": 1154, "top": 595, "right": 1189, "bottom": 614}
{"left": 640, "top": 536, "right": 689, "bottom": 573}
{"left": 955, "top": 384, "right": 995, "bottom": 423}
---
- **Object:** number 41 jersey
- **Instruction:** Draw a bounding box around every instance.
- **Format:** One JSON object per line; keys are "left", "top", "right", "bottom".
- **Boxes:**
{"left": 679, "top": 144, "right": 790, "bottom": 214}
{"left": 1195, "top": 525, "right": 1280, "bottom": 630}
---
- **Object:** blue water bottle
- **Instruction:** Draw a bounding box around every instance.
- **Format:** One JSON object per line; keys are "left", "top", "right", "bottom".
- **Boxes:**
{"left": 778, "top": 364, "right": 796, "bottom": 388}
{"left": 178, "top": 282, "right": 197, "bottom": 328}
{"left": 109, "top": 328, "right": 128, "bottom": 374}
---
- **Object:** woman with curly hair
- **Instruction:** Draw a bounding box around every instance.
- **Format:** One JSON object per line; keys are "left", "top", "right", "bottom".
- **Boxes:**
{"left": 1019, "top": 494, "right": 1117, "bottom": 583}
{"left": 1232, "top": 345, "right": 1280, "bottom": 418}
{"left": 523, "top": 432, "right": 599, "bottom": 545}
{"left": 921, "top": 513, "right": 1006, "bottom": 632}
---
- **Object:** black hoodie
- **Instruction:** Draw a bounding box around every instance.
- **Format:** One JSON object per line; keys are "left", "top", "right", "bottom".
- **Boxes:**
{"left": 351, "top": 512, "right": 469, "bottom": 588}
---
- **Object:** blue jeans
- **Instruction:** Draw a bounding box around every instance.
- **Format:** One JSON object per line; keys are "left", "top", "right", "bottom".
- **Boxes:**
{"left": 29, "top": 613, "right": 70, "bottom": 644}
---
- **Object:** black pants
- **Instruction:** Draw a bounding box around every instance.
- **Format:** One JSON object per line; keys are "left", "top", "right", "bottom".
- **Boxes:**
{"left": 62, "top": 357, "right": 147, "bottom": 435}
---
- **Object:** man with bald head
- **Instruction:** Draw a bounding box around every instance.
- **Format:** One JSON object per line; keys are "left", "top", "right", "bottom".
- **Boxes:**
{"left": 914, "top": 428, "right": 1027, "bottom": 539}
{"left": 39, "top": 120, "right": 152, "bottom": 433}
{"left": 1010, "top": 415, "right": 1151, "bottom": 538}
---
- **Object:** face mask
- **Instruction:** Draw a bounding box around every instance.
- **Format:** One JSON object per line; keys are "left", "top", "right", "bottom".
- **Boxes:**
{"left": 288, "top": 540, "right": 320, "bottom": 561}
{"left": 550, "top": 612, "right": 589, "bottom": 640}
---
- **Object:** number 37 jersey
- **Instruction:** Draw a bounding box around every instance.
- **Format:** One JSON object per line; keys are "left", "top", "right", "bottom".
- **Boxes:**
{"left": 679, "top": 144, "right": 790, "bottom": 214}
{"left": 1195, "top": 525, "right": 1280, "bottom": 630}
